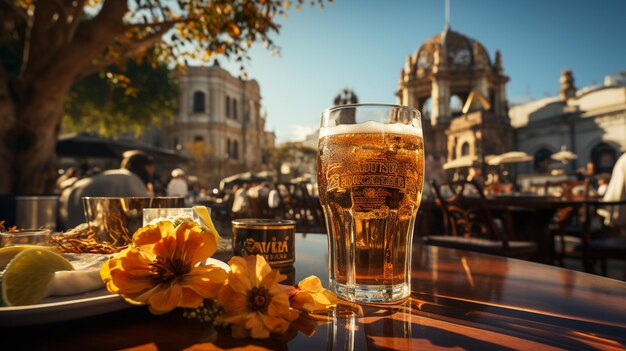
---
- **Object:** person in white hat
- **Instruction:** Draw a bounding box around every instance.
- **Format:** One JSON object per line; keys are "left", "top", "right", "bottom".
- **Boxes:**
{"left": 167, "top": 168, "right": 189, "bottom": 200}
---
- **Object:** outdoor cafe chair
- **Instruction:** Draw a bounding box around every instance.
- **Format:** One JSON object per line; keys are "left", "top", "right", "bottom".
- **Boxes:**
{"left": 554, "top": 199, "right": 626, "bottom": 277}
{"left": 273, "top": 182, "right": 326, "bottom": 233}
{"left": 544, "top": 179, "right": 591, "bottom": 199}
{"left": 545, "top": 179, "right": 597, "bottom": 267}
{"left": 423, "top": 179, "right": 537, "bottom": 260}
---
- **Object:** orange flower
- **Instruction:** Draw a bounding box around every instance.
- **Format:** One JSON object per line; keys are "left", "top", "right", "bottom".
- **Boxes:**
{"left": 101, "top": 221, "right": 227, "bottom": 315}
{"left": 289, "top": 276, "right": 337, "bottom": 312}
{"left": 217, "top": 255, "right": 300, "bottom": 339}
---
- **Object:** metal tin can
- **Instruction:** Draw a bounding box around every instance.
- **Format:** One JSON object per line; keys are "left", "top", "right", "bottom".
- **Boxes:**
{"left": 232, "top": 219, "right": 296, "bottom": 268}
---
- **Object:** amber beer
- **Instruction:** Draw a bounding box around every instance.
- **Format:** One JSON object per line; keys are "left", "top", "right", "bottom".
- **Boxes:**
{"left": 318, "top": 107, "right": 423, "bottom": 303}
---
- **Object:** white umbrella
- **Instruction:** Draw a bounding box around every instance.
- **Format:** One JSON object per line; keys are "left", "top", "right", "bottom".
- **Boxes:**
{"left": 488, "top": 151, "right": 533, "bottom": 166}
{"left": 551, "top": 147, "right": 578, "bottom": 163}
{"left": 484, "top": 154, "right": 497, "bottom": 164}
{"left": 443, "top": 155, "right": 477, "bottom": 170}
{"left": 255, "top": 170, "right": 277, "bottom": 179}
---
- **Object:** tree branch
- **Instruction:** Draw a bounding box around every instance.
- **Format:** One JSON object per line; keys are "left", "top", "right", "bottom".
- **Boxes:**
{"left": 24, "top": 1, "right": 84, "bottom": 79}
{"left": 50, "top": 0, "right": 70, "bottom": 19}
{"left": 29, "top": 1, "right": 63, "bottom": 59}
{"left": 64, "top": 0, "right": 87, "bottom": 42}
{"left": 124, "top": 18, "right": 192, "bottom": 30}
{"left": 78, "top": 26, "right": 172, "bottom": 79}
{"left": 0, "top": 0, "right": 29, "bottom": 21}
{"left": 25, "top": 0, "right": 129, "bottom": 97}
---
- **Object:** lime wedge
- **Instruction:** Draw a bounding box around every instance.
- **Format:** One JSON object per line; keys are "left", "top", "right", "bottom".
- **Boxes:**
{"left": 193, "top": 205, "right": 222, "bottom": 243}
{"left": 2, "top": 249, "right": 74, "bottom": 306}
{"left": 0, "top": 245, "right": 60, "bottom": 270}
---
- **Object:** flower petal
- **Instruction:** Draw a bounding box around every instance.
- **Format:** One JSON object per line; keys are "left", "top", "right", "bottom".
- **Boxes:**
{"left": 217, "top": 285, "right": 250, "bottom": 322}
{"left": 290, "top": 292, "right": 316, "bottom": 311}
{"left": 268, "top": 293, "right": 299, "bottom": 321}
{"left": 230, "top": 324, "right": 250, "bottom": 339}
{"left": 147, "top": 284, "right": 183, "bottom": 314}
{"left": 246, "top": 313, "right": 270, "bottom": 339}
{"left": 182, "top": 266, "right": 228, "bottom": 299}
{"left": 175, "top": 222, "right": 216, "bottom": 265}
{"left": 133, "top": 222, "right": 170, "bottom": 247}
{"left": 260, "top": 313, "right": 291, "bottom": 334}
{"left": 260, "top": 269, "right": 285, "bottom": 290}
{"left": 251, "top": 255, "right": 272, "bottom": 286}
{"left": 178, "top": 288, "right": 205, "bottom": 308}
{"left": 130, "top": 284, "right": 162, "bottom": 303}
{"left": 290, "top": 275, "right": 338, "bottom": 312}
{"left": 227, "top": 256, "right": 253, "bottom": 292}
{"left": 298, "top": 276, "right": 324, "bottom": 292}
{"left": 108, "top": 269, "right": 155, "bottom": 294}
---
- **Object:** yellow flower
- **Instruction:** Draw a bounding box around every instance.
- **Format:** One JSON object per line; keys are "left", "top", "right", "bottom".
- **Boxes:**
{"left": 101, "top": 221, "right": 227, "bottom": 315}
{"left": 289, "top": 276, "right": 337, "bottom": 312}
{"left": 217, "top": 255, "right": 300, "bottom": 339}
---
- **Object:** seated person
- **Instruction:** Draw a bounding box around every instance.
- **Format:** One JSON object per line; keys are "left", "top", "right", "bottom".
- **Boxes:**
{"left": 59, "top": 150, "right": 155, "bottom": 229}
{"left": 598, "top": 152, "right": 626, "bottom": 236}
{"left": 594, "top": 176, "right": 609, "bottom": 197}
{"left": 167, "top": 168, "right": 189, "bottom": 199}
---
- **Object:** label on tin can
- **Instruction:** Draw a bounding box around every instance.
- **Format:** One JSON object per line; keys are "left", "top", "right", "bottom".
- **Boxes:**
{"left": 232, "top": 220, "right": 295, "bottom": 267}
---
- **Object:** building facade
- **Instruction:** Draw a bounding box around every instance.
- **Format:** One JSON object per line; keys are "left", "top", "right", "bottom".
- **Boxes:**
{"left": 396, "top": 27, "right": 513, "bottom": 169}
{"left": 397, "top": 27, "right": 625, "bottom": 180}
{"left": 168, "top": 63, "right": 275, "bottom": 187}
{"left": 510, "top": 70, "right": 626, "bottom": 176}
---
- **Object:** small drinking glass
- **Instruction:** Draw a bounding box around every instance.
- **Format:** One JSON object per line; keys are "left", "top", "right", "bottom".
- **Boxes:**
{"left": 0, "top": 228, "right": 53, "bottom": 247}
{"left": 142, "top": 208, "right": 197, "bottom": 226}
{"left": 143, "top": 207, "right": 233, "bottom": 255}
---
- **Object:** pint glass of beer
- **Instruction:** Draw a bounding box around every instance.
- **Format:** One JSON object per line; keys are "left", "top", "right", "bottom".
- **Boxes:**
{"left": 317, "top": 103, "right": 424, "bottom": 303}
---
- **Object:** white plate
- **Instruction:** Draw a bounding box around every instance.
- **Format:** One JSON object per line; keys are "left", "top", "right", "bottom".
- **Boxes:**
{"left": 0, "top": 257, "right": 230, "bottom": 327}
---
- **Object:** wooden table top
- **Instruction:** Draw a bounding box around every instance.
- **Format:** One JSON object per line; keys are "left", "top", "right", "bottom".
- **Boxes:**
{"left": 3, "top": 233, "right": 626, "bottom": 351}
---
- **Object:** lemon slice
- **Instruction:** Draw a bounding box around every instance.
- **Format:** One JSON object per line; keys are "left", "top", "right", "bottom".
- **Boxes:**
{"left": 2, "top": 248, "right": 74, "bottom": 306}
{"left": 0, "top": 245, "right": 59, "bottom": 270}
{"left": 193, "top": 205, "right": 222, "bottom": 243}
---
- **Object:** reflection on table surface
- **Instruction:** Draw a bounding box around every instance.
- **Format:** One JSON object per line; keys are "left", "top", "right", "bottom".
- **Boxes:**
{"left": 3, "top": 233, "right": 626, "bottom": 351}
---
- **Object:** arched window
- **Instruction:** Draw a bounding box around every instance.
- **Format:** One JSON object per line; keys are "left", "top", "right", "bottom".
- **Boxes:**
{"left": 193, "top": 91, "right": 206, "bottom": 113}
{"left": 450, "top": 95, "right": 464, "bottom": 117}
{"left": 226, "top": 139, "right": 231, "bottom": 159}
{"left": 534, "top": 148, "right": 552, "bottom": 174}
{"left": 226, "top": 96, "right": 231, "bottom": 117}
{"left": 460, "top": 142, "right": 470, "bottom": 156}
{"left": 422, "top": 97, "right": 433, "bottom": 118}
{"left": 591, "top": 142, "right": 617, "bottom": 174}
{"left": 233, "top": 140, "right": 239, "bottom": 160}
{"left": 233, "top": 99, "right": 238, "bottom": 120}
{"left": 419, "top": 97, "right": 432, "bottom": 120}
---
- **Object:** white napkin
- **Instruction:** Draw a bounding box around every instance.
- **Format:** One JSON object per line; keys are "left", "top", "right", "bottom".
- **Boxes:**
{"left": 46, "top": 253, "right": 111, "bottom": 297}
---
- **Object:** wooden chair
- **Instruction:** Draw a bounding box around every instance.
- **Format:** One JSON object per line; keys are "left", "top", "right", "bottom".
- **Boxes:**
{"left": 273, "top": 182, "right": 326, "bottom": 233}
{"left": 546, "top": 179, "right": 594, "bottom": 267}
{"left": 555, "top": 199, "right": 626, "bottom": 277}
{"left": 423, "top": 180, "right": 537, "bottom": 260}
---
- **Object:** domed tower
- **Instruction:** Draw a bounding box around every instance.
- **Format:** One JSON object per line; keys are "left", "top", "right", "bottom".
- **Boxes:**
{"left": 397, "top": 27, "right": 513, "bottom": 166}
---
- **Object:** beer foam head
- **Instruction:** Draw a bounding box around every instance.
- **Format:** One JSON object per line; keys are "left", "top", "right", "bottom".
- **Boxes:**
{"left": 319, "top": 121, "right": 423, "bottom": 139}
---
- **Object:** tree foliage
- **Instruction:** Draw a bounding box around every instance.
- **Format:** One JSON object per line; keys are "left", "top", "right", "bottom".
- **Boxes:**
{"left": 272, "top": 142, "right": 317, "bottom": 178}
{"left": 63, "top": 59, "right": 178, "bottom": 137}
{"left": 0, "top": 0, "right": 330, "bottom": 195}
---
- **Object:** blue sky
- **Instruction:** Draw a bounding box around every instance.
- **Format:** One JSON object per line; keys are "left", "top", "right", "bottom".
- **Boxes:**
{"left": 218, "top": 0, "right": 626, "bottom": 143}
